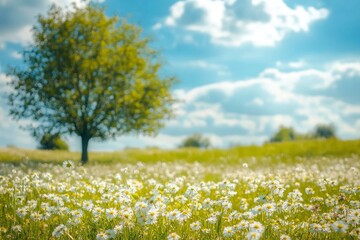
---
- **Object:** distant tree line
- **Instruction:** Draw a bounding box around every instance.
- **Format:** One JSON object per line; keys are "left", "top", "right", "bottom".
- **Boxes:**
{"left": 34, "top": 123, "right": 336, "bottom": 151}
{"left": 269, "top": 124, "right": 336, "bottom": 143}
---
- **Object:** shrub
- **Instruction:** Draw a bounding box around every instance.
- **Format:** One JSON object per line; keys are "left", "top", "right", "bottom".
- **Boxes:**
{"left": 39, "top": 134, "right": 69, "bottom": 150}
{"left": 270, "top": 126, "right": 297, "bottom": 143}
{"left": 313, "top": 124, "right": 336, "bottom": 139}
{"left": 179, "top": 134, "right": 211, "bottom": 149}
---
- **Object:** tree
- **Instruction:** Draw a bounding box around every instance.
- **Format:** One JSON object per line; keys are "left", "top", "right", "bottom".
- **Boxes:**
{"left": 270, "top": 126, "right": 297, "bottom": 143}
{"left": 39, "top": 133, "right": 69, "bottom": 150}
{"left": 7, "top": 3, "right": 176, "bottom": 164}
{"left": 313, "top": 124, "right": 336, "bottom": 139}
{"left": 179, "top": 134, "right": 211, "bottom": 149}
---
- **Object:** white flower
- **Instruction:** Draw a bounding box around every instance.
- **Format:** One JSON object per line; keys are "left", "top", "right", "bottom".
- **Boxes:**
{"left": 167, "top": 232, "right": 180, "bottom": 240}
{"left": 52, "top": 224, "right": 67, "bottom": 238}
{"left": 82, "top": 200, "right": 94, "bottom": 211}
{"left": 30, "top": 212, "right": 43, "bottom": 221}
{"left": 114, "top": 224, "right": 123, "bottom": 234}
{"left": 146, "top": 207, "right": 159, "bottom": 224}
{"left": 262, "top": 203, "right": 276, "bottom": 213}
{"left": 311, "top": 223, "right": 322, "bottom": 232}
{"left": 249, "top": 221, "right": 264, "bottom": 233}
{"left": 16, "top": 207, "right": 27, "bottom": 218}
{"left": 223, "top": 226, "right": 234, "bottom": 237}
{"left": 167, "top": 210, "right": 181, "bottom": 221}
{"left": 105, "top": 229, "right": 115, "bottom": 239}
{"left": 247, "top": 231, "right": 261, "bottom": 240}
{"left": 236, "top": 220, "right": 249, "bottom": 230}
{"left": 207, "top": 216, "right": 217, "bottom": 224}
{"left": 331, "top": 221, "right": 348, "bottom": 233}
{"left": 96, "top": 232, "right": 109, "bottom": 240}
{"left": 350, "top": 228, "right": 360, "bottom": 238}
{"left": 280, "top": 234, "right": 291, "bottom": 240}
{"left": 222, "top": 201, "right": 232, "bottom": 210}
{"left": 62, "top": 160, "right": 75, "bottom": 169}
{"left": 190, "top": 221, "right": 201, "bottom": 231}
{"left": 11, "top": 225, "right": 22, "bottom": 233}
{"left": 106, "top": 208, "right": 118, "bottom": 219}
{"left": 202, "top": 198, "right": 213, "bottom": 208}
{"left": 305, "top": 188, "right": 315, "bottom": 195}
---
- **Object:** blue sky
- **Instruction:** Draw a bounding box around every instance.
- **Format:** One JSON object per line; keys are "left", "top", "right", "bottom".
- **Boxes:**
{"left": 0, "top": 0, "right": 360, "bottom": 150}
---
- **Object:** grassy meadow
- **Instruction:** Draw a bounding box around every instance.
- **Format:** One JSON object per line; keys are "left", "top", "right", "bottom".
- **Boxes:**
{"left": 0, "top": 139, "right": 359, "bottom": 239}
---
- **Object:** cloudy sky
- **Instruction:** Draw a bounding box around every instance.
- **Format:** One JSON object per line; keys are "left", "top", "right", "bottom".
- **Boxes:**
{"left": 0, "top": 0, "right": 360, "bottom": 150}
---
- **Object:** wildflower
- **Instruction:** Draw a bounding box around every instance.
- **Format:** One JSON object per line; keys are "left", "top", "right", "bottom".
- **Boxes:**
{"left": 167, "top": 210, "right": 181, "bottom": 221}
{"left": 11, "top": 225, "right": 22, "bottom": 233}
{"left": 105, "top": 229, "right": 115, "bottom": 239}
{"left": 96, "top": 232, "right": 109, "bottom": 240}
{"left": 82, "top": 200, "right": 94, "bottom": 211}
{"left": 247, "top": 231, "right": 261, "bottom": 240}
{"left": 350, "top": 228, "right": 360, "bottom": 238}
{"left": 167, "top": 232, "right": 180, "bottom": 240}
{"left": 114, "top": 224, "right": 123, "bottom": 234}
{"left": 62, "top": 160, "right": 75, "bottom": 169}
{"left": 106, "top": 208, "right": 118, "bottom": 219}
{"left": 242, "top": 211, "right": 254, "bottom": 219}
{"left": 223, "top": 226, "right": 234, "bottom": 237}
{"left": 311, "top": 223, "right": 322, "bottom": 232}
{"left": 30, "top": 211, "right": 43, "bottom": 221}
{"left": 16, "top": 207, "right": 27, "bottom": 218}
{"left": 147, "top": 207, "right": 159, "bottom": 224}
{"left": 236, "top": 220, "right": 249, "bottom": 230}
{"left": 222, "top": 201, "right": 232, "bottom": 210}
{"left": 249, "top": 221, "right": 264, "bottom": 233}
{"left": 305, "top": 188, "right": 315, "bottom": 195}
{"left": 207, "top": 215, "right": 217, "bottom": 224}
{"left": 201, "top": 228, "right": 210, "bottom": 234}
{"left": 52, "top": 224, "right": 67, "bottom": 238}
{"left": 280, "top": 234, "right": 291, "bottom": 240}
{"left": 262, "top": 203, "right": 276, "bottom": 214}
{"left": 190, "top": 221, "right": 201, "bottom": 231}
{"left": 331, "top": 221, "right": 348, "bottom": 233}
{"left": 203, "top": 198, "right": 213, "bottom": 208}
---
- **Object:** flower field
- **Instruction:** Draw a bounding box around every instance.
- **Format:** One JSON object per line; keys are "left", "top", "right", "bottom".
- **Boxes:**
{"left": 1, "top": 151, "right": 360, "bottom": 240}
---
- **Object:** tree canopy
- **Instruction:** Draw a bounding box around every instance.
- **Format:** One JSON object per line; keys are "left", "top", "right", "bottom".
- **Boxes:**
{"left": 8, "top": 3, "right": 176, "bottom": 164}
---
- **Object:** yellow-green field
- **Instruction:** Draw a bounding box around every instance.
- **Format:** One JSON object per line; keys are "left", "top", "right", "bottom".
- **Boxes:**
{"left": 1, "top": 139, "right": 360, "bottom": 239}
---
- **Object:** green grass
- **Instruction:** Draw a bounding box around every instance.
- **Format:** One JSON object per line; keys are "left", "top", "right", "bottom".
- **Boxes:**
{"left": 1, "top": 138, "right": 359, "bottom": 166}
{"left": 0, "top": 139, "right": 359, "bottom": 239}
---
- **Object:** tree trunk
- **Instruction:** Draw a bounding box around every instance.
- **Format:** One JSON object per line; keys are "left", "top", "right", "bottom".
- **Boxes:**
{"left": 81, "top": 136, "right": 90, "bottom": 165}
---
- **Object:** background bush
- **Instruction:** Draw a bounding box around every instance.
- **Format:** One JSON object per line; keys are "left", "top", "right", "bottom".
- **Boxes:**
{"left": 39, "top": 134, "right": 69, "bottom": 150}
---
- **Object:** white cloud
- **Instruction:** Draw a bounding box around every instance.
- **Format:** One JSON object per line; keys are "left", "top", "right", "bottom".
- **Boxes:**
{"left": 167, "top": 60, "right": 360, "bottom": 146}
{"left": 157, "top": 0, "right": 329, "bottom": 47}
{"left": 2, "top": 60, "right": 360, "bottom": 150}
{"left": 275, "top": 60, "right": 307, "bottom": 69}
{"left": 0, "top": 71, "right": 12, "bottom": 93}
{"left": 288, "top": 60, "right": 307, "bottom": 69}
{"left": 175, "top": 60, "right": 231, "bottom": 77}
{"left": 10, "top": 51, "right": 22, "bottom": 59}
{"left": 252, "top": 98, "right": 264, "bottom": 106}
{"left": 0, "top": 0, "right": 103, "bottom": 48}
{"left": 0, "top": 72, "right": 11, "bottom": 84}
